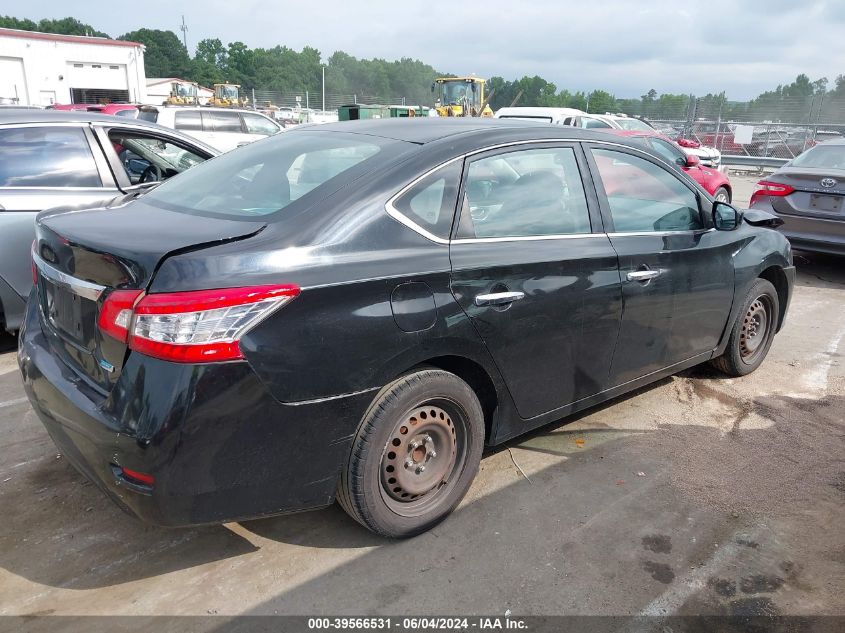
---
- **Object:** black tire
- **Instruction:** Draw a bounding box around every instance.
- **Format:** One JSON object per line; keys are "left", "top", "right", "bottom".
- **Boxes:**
{"left": 337, "top": 369, "right": 484, "bottom": 538}
{"left": 713, "top": 186, "right": 731, "bottom": 203}
{"left": 711, "top": 278, "right": 779, "bottom": 377}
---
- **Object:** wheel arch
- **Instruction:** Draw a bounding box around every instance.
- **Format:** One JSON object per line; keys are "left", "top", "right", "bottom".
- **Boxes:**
{"left": 758, "top": 265, "right": 789, "bottom": 332}
{"left": 409, "top": 355, "right": 500, "bottom": 443}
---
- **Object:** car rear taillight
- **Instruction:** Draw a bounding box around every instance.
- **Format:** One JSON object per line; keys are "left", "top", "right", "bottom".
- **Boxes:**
{"left": 98, "top": 285, "right": 299, "bottom": 363}
{"left": 750, "top": 181, "right": 795, "bottom": 207}
{"left": 98, "top": 290, "right": 143, "bottom": 342}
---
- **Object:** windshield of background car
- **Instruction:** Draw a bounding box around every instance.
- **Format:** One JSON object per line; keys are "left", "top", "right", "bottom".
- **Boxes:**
{"left": 790, "top": 144, "right": 845, "bottom": 169}
{"left": 142, "top": 131, "right": 395, "bottom": 219}
{"left": 614, "top": 118, "right": 654, "bottom": 132}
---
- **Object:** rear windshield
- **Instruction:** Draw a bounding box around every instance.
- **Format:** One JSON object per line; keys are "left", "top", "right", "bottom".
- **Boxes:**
{"left": 791, "top": 144, "right": 845, "bottom": 169}
{"left": 143, "top": 131, "right": 390, "bottom": 218}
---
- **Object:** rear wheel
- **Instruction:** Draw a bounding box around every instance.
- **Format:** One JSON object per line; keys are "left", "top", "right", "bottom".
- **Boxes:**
{"left": 337, "top": 369, "right": 484, "bottom": 538}
{"left": 713, "top": 187, "right": 731, "bottom": 203}
{"left": 711, "top": 278, "right": 779, "bottom": 376}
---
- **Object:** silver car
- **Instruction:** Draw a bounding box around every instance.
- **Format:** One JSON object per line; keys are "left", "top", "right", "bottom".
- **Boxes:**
{"left": 0, "top": 111, "right": 218, "bottom": 333}
{"left": 749, "top": 138, "right": 845, "bottom": 255}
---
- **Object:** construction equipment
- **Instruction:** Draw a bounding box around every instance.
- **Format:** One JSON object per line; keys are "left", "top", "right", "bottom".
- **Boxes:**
{"left": 432, "top": 77, "right": 494, "bottom": 117}
{"left": 164, "top": 81, "right": 199, "bottom": 106}
{"left": 210, "top": 84, "right": 248, "bottom": 108}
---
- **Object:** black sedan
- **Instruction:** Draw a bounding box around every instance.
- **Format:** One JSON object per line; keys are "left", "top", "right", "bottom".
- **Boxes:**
{"left": 19, "top": 119, "right": 795, "bottom": 537}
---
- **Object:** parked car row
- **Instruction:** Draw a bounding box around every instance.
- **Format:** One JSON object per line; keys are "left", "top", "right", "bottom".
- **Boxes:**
{"left": 16, "top": 118, "right": 794, "bottom": 538}
{"left": 494, "top": 107, "right": 731, "bottom": 200}
{"left": 495, "top": 107, "right": 723, "bottom": 167}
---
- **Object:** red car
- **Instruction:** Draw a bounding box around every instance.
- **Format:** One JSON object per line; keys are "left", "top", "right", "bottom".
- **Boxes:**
{"left": 50, "top": 103, "right": 138, "bottom": 118}
{"left": 605, "top": 129, "right": 733, "bottom": 203}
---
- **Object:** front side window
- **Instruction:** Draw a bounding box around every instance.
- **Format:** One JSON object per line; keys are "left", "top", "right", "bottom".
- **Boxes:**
{"left": 108, "top": 130, "right": 208, "bottom": 185}
{"left": 590, "top": 148, "right": 702, "bottom": 233}
{"left": 0, "top": 126, "right": 100, "bottom": 187}
{"left": 580, "top": 117, "right": 612, "bottom": 129}
{"left": 391, "top": 161, "right": 461, "bottom": 240}
{"left": 458, "top": 146, "right": 591, "bottom": 239}
{"left": 648, "top": 138, "right": 686, "bottom": 166}
{"left": 242, "top": 113, "right": 280, "bottom": 136}
{"left": 144, "top": 131, "right": 387, "bottom": 219}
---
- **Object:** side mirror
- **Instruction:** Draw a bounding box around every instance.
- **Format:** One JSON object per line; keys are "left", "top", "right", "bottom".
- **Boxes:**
{"left": 684, "top": 154, "right": 700, "bottom": 168}
{"left": 430, "top": 83, "right": 436, "bottom": 93}
{"left": 713, "top": 201, "right": 741, "bottom": 231}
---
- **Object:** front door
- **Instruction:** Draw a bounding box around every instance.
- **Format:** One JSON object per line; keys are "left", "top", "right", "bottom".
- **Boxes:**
{"left": 585, "top": 145, "right": 737, "bottom": 386}
{"left": 449, "top": 143, "right": 622, "bottom": 419}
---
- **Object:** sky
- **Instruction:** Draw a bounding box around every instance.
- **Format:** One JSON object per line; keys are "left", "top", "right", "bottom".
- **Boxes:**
{"left": 12, "top": 0, "right": 845, "bottom": 100}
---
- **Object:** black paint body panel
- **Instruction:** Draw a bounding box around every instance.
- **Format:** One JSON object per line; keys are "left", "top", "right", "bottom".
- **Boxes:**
{"left": 20, "top": 120, "right": 795, "bottom": 526}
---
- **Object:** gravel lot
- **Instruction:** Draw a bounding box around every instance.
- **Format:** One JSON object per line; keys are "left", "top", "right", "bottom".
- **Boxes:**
{"left": 0, "top": 185, "right": 842, "bottom": 623}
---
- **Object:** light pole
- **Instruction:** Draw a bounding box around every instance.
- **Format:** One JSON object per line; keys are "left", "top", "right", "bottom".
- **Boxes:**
{"left": 322, "top": 66, "right": 326, "bottom": 113}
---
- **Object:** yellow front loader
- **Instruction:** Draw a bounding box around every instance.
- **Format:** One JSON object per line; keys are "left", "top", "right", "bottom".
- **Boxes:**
{"left": 210, "top": 84, "right": 249, "bottom": 108}
{"left": 164, "top": 81, "right": 199, "bottom": 106}
{"left": 432, "top": 77, "right": 494, "bottom": 117}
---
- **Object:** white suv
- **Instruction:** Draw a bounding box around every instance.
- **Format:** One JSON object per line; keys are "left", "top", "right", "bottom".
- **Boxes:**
{"left": 137, "top": 106, "right": 283, "bottom": 152}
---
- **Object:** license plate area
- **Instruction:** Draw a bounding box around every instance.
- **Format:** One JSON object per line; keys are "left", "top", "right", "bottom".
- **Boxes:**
{"left": 809, "top": 194, "right": 842, "bottom": 213}
{"left": 40, "top": 276, "right": 97, "bottom": 349}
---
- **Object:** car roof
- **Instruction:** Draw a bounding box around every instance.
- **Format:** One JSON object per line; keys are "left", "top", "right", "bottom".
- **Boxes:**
{"left": 292, "top": 118, "right": 614, "bottom": 144}
{"left": 0, "top": 109, "right": 220, "bottom": 154}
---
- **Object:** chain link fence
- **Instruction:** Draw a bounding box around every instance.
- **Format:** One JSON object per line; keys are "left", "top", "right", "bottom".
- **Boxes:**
{"left": 250, "top": 90, "right": 410, "bottom": 111}
{"left": 637, "top": 95, "right": 845, "bottom": 161}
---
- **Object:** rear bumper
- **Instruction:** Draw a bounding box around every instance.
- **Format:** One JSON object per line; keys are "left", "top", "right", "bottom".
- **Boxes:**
{"left": 783, "top": 233, "right": 845, "bottom": 256}
{"left": 18, "top": 298, "right": 374, "bottom": 527}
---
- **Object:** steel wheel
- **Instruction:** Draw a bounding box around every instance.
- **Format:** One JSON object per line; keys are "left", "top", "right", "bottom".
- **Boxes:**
{"left": 337, "top": 369, "right": 484, "bottom": 537}
{"left": 739, "top": 295, "right": 772, "bottom": 364}
{"left": 379, "top": 400, "right": 467, "bottom": 517}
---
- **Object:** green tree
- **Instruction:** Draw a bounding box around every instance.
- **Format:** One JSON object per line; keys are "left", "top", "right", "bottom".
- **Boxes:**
{"left": 0, "top": 15, "right": 108, "bottom": 37}
{"left": 119, "top": 29, "right": 190, "bottom": 78}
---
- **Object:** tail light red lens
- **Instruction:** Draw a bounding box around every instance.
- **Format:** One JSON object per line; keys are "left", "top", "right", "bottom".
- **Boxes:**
{"left": 750, "top": 181, "right": 795, "bottom": 207}
{"left": 98, "top": 285, "right": 300, "bottom": 363}
{"left": 97, "top": 290, "right": 143, "bottom": 343}
{"left": 120, "top": 467, "right": 155, "bottom": 486}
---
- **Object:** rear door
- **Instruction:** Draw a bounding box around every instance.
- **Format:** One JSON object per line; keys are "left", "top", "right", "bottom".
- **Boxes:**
{"left": 449, "top": 143, "right": 622, "bottom": 419}
{"left": 0, "top": 124, "right": 119, "bottom": 299}
{"left": 585, "top": 144, "right": 736, "bottom": 385}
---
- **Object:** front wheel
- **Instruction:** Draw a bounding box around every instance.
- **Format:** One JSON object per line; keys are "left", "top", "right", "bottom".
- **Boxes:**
{"left": 711, "top": 278, "right": 779, "bottom": 376}
{"left": 337, "top": 369, "right": 484, "bottom": 538}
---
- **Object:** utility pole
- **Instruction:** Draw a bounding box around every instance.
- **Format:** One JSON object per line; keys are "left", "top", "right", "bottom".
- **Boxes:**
{"left": 179, "top": 15, "right": 188, "bottom": 51}
{"left": 322, "top": 66, "right": 326, "bottom": 113}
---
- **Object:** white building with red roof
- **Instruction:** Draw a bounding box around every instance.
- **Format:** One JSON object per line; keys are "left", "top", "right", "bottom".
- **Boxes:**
{"left": 0, "top": 27, "right": 147, "bottom": 106}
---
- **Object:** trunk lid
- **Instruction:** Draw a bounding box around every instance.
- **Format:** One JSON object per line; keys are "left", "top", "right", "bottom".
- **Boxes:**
{"left": 34, "top": 199, "right": 265, "bottom": 393}
{"left": 769, "top": 167, "right": 845, "bottom": 220}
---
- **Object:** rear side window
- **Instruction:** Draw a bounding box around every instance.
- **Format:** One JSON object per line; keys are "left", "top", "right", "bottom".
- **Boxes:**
{"left": 205, "top": 111, "right": 243, "bottom": 133}
{"left": 144, "top": 131, "right": 387, "bottom": 218}
{"left": 458, "top": 146, "right": 591, "bottom": 238}
{"left": 390, "top": 161, "right": 461, "bottom": 240}
{"left": 0, "top": 126, "right": 100, "bottom": 187}
{"left": 174, "top": 110, "right": 202, "bottom": 131}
